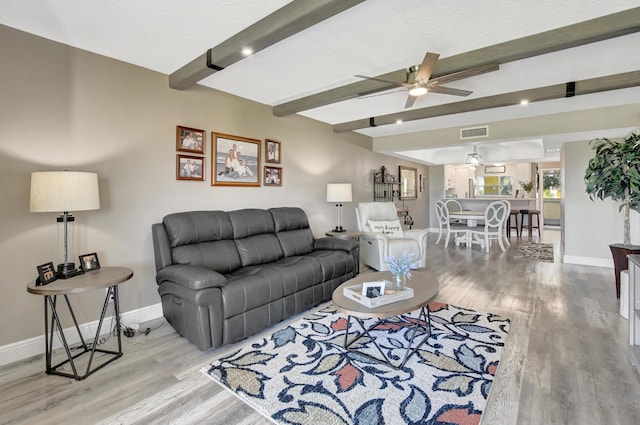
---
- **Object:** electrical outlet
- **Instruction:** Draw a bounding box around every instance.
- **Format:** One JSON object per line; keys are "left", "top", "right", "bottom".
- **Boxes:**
{"left": 105, "top": 288, "right": 115, "bottom": 303}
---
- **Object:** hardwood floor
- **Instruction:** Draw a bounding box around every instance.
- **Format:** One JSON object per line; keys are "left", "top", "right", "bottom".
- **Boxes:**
{"left": 2, "top": 230, "right": 640, "bottom": 425}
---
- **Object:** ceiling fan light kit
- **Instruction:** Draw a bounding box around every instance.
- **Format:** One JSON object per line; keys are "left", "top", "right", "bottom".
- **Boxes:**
{"left": 408, "top": 85, "right": 428, "bottom": 97}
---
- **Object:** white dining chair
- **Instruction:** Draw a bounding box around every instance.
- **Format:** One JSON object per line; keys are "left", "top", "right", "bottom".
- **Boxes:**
{"left": 499, "top": 200, "right": 511, "bottom": 247}
{"left": 435, "top": 200, "right": 469, "bottom": 247}
{"left": 469, "top": 201, "right": 509, "bottom": 252}
{"left": 444, "top": 199, "right": 463, "bottom": 224}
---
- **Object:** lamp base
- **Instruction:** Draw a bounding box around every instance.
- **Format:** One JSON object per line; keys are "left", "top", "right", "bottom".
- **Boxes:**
{"left": 332, "top": 226, "right": 346, "bottom": 233}
{"left": 56, "top": 263, "right": 85, "bottom": 279}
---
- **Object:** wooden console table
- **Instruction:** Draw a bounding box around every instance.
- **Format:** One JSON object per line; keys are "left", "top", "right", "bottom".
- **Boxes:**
{"left": 26, "top": 266, "right": 133, "bottom": 380}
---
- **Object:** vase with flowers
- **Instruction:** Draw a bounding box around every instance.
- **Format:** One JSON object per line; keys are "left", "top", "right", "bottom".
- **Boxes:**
{"left": 385, "top": 251, "right": 414, "bottom": 291}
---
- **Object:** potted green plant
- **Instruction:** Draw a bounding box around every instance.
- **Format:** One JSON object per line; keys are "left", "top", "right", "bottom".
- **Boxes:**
{"left": 519, "top": 180, "right": 534, "bottom": 197}
{"left": 584, "top": 129, "right": 640, "bottom": 298}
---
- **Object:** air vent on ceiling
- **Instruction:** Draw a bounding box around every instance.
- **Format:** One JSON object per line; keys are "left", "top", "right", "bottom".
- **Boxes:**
{"left": 460, "top": 125, "right": 489, "bottom": 140}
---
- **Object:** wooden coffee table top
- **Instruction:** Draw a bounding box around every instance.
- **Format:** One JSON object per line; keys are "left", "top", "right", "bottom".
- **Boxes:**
{"left": 332, "top": 269, "right": 440, "bottom": 319}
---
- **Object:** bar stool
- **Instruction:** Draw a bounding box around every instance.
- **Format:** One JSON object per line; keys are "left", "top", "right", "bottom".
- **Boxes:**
{"left": 519, "top": 209, "right": 541, "bottom": 238}
{"left": 506, "top": 209, "right": 520, "bottom": 238}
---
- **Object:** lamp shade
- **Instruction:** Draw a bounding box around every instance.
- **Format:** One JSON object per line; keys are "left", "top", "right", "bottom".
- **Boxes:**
{"left": 326, "top": 183, "right": 352, "bottom": 203}
{"left": 30, "top": 171, "right": 100, "bottom": 212}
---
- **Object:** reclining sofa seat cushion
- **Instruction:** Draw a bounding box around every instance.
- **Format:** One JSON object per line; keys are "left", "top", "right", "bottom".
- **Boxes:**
{"left": 224, "top": 209, "right": 321, "bottom": 320}
{"left": 156, "top": 210, "right": 241, "bottom": 350}
{"left": 270, "top": 207, "right": 358, "bottom": 297}
{"left": 164, "top": 210, "right": 241, "bottom": 274}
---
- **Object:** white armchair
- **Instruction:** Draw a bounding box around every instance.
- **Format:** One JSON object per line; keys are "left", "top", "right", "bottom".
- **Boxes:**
{"left": 355, "top": 202, "right": 428, "bottom": 271}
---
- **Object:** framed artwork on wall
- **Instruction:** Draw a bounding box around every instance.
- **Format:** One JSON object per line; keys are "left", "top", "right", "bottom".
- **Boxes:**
{"left": 176, "top": 126, "right": 205, "bottom": 154}
{"left": 177, "top": 154, "right": 205, "bottom": 181}
{"left": 265, "top": 139, "right": 281, "bottom": 163}
{"left": 264, "top": 166, "right": 282, "bottom": 186}
{"left": 485, "top": 165, "right": 506, "bottom": 174}
{"left": 212, "top": 133, "right": 261, "bottom": 187}
{"left": 399, "top": 165, "right": 417, "bottom": 200}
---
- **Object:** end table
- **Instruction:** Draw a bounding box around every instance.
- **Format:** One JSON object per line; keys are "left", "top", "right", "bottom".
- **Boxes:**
{"left": 26, "top": 266, "right": 133, "bottom": 380}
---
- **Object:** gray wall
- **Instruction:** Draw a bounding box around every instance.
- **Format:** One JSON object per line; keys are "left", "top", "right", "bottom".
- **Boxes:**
{"left": 428, "top": 165, "right": 445, "bottom": 229}
{"left": 0, "top": 25, "right": 428, "bottom": 348}
{"left": 562, "top": 140, "right": 624, "bottom": 264}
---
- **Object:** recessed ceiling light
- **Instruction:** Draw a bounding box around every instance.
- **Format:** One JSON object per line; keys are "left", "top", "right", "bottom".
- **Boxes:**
{"left": 241, "top": 48, "right": 253, "bottom": 56}
{"left": 520, "top": 99, "right": 529, "bottom": 105}
{"left": 396, "top": 119, "right": 403, "bottom": 125}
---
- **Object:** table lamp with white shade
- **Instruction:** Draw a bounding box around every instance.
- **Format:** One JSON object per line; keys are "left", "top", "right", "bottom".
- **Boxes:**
{"left": 326, "top": 183, "right": 352, "bottom": 233}
{"left": 30, "top": 171, "right": 100, "bottom": 278}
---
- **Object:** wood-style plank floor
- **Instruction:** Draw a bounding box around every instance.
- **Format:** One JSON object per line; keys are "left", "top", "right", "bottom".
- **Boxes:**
{"left": 2, "top": 230, "right": 640, "bottom": 425}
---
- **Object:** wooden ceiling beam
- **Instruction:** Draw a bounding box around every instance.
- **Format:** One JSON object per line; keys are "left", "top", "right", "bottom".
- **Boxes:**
{"left": 332, "top": 70, "right": 640, "bottom": 133}
{"left": 274, "top": 7, "right": 640, "bottom": 117}
{"left": 169, "top": 0, "right": 365, "bottom": 90}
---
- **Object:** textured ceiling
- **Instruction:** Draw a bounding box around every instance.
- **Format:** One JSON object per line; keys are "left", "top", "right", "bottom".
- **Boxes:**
{"left": 2, "top": 0, "right": 639, "bottom": 164}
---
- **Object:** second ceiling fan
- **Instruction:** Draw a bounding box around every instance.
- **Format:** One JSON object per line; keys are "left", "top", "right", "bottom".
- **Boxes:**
{"left": 356, "top": 52, "right": 499, "bottom": 108}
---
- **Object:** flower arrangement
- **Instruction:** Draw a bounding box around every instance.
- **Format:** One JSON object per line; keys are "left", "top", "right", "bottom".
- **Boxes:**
{"left": 385, "top": 251, "right": 415, "bottom": 279}
{"left": 519, "top": 180, "right": 534, "bottom": 193}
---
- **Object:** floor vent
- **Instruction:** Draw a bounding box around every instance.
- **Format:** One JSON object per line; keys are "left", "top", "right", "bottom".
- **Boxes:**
{"left": 460, "top": 125, "right": 489, "bottom": 139}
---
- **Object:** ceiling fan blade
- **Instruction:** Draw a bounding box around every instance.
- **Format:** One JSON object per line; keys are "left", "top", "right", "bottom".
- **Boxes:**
{"left": 404, "top": 95, "right": 418, "bottom": 108}
{"left": 357, "top": 87, "right": 406, "bottom": 98}
{"left": 430, "top": 63, "right": 499, "bottom": 86}
{"left": 414, "top": 52, "right": 440, "bottom": 83}
{"left": 354, "top": 74, "right": 409, "bottom": 87}
{"left": 429, "top": 85, "right": 472, "bottom": 97}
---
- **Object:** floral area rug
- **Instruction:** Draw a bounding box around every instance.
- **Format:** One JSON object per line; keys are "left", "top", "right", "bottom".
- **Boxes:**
{"left": 203, "top": 303, "right": 510, "bottom": 425}
{"left": 514, "top": 242, "right": 554, "bottom": 263}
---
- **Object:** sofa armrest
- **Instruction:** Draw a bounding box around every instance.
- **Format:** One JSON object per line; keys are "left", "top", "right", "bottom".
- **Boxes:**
{"left": 156, "top": 264, "right": 227, "bottom": 291}
{"left": 314, "top": 237, "right": 358, "bottom": 252}
{"left": 360, "top": 232, "right": 391, "bottom": 243}
{"left": 404, "top": 228, "right": 429, "bottom": 242}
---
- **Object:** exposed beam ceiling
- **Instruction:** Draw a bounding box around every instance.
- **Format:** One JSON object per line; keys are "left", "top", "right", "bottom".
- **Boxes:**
{"left": 169, "top": 0, "right": 365, "bottom": 90}
{"left": 333, "top": 70, "right": 640, "bottom": 132}
{"left": 2, "top": 1, "right": 639, "bottom": 164}
{"left": 273, "top": 7, "right": 640, "bottom": 117}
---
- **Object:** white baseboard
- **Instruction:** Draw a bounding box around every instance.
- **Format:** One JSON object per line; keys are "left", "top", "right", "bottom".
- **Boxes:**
{"left": 563, "top": 255, "right": 613, "bottom": 268}
{"left": 0, "top": 303, "right": 163, "bottom": 368}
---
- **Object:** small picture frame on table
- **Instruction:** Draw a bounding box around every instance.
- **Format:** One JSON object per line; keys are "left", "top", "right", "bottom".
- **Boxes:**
{"left": 36, "top": 262, "right": 57, "bottom": 286}
{"left": 362, "top": 281, "right": 386, "bottom": 298}
{"left": 79, "top": 253, "right": 101, "bottom": 272}
{"left": 176, "top": 126, "right": 205, "bottom": 154}
{"left": 264, "top": 166, "right": 282, "bottom": 186}
{"left": 265, "top": 139, "right": 281, "bottom": 163}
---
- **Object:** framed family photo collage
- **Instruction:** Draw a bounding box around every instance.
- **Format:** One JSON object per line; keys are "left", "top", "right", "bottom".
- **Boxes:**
{"left": 175, "top": 125, "right": 282, "bottom": 187}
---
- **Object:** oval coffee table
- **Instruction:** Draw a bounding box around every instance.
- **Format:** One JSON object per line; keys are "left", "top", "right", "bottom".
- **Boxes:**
{"left": 332, "top": 269, "right": 439, "bottom": 369}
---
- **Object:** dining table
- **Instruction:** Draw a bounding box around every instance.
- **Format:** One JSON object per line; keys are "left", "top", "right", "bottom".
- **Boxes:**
{"left": 448, "top": 210, "right": 485, "bottom": 248}
{"left": 449, "top": 210, "right": 485, "bottom": 227}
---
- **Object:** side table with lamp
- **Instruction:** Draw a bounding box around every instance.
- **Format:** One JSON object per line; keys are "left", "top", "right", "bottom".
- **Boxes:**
{"left": 28, "top": 170, "right": 133, "bottom": 380}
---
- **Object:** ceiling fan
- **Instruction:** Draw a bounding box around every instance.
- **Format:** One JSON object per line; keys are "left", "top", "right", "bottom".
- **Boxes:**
{"left": 355, "top": 52, "right": 499, "bottom": 108}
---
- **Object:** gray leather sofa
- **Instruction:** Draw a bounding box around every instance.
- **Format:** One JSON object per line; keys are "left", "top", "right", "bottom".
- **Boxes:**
{"left": 152, "top": 207, "right": 359, "bottom": 350}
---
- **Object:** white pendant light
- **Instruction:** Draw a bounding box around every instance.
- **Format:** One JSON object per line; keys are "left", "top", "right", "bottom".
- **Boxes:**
{"left": 466, "top": 145, "right": 483, "bottom": 166}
